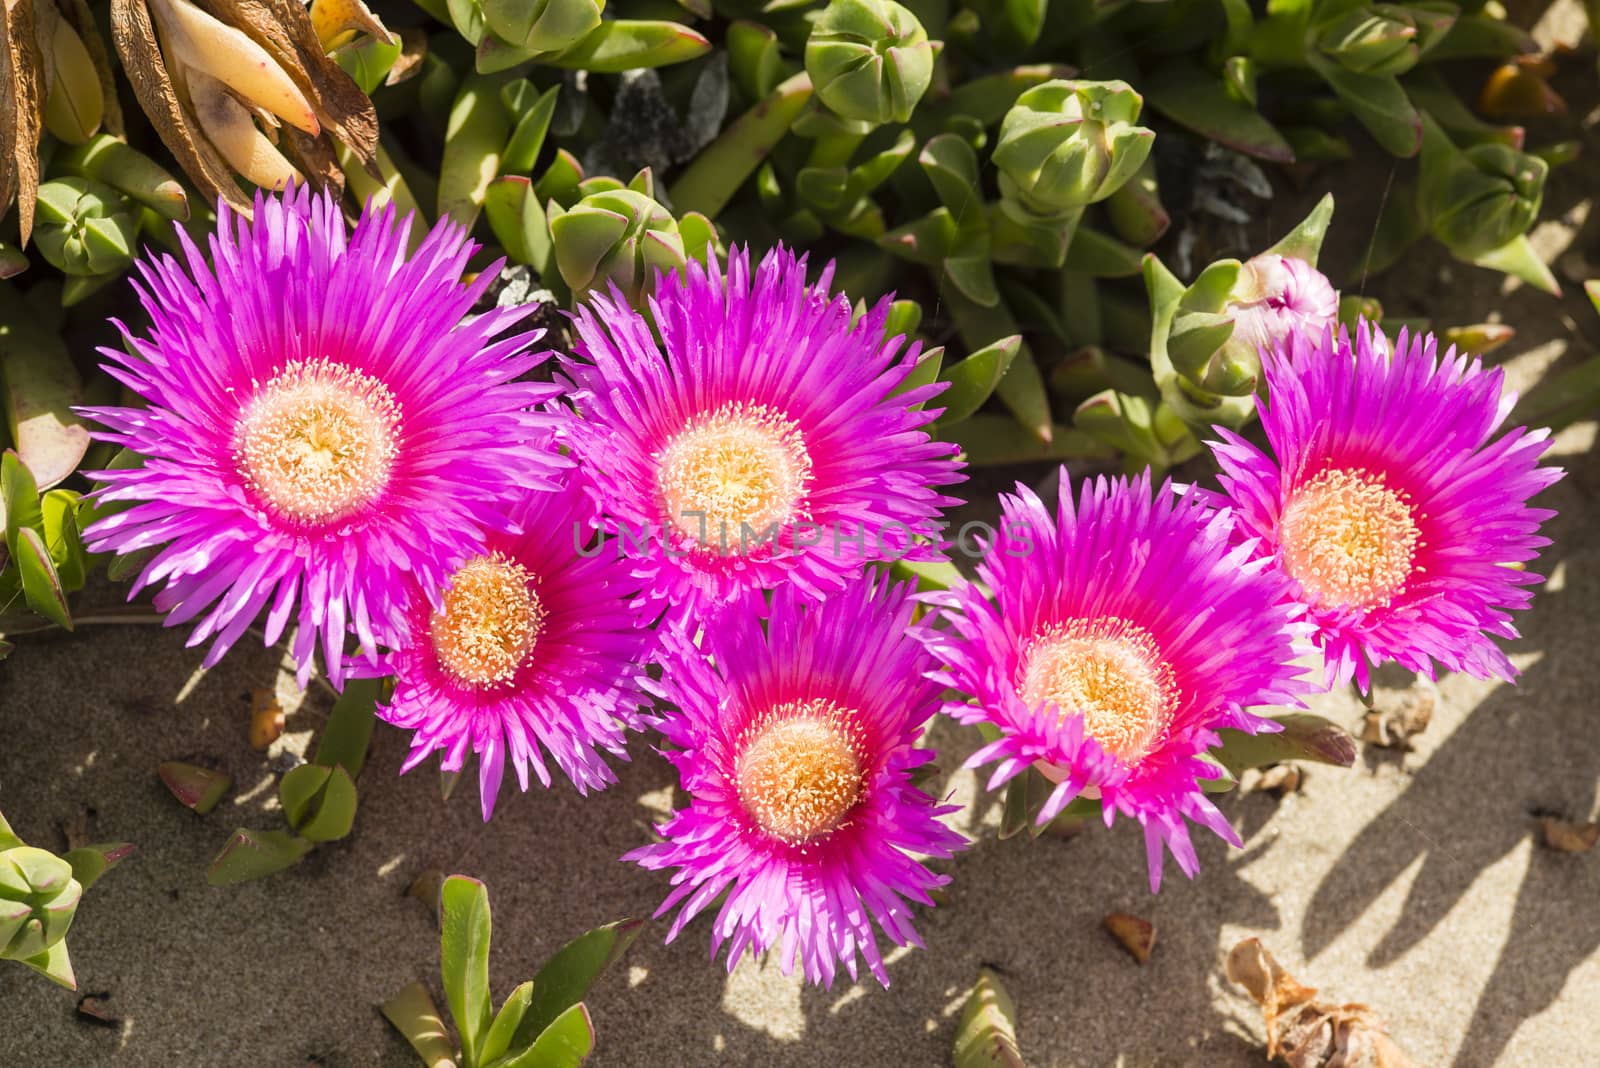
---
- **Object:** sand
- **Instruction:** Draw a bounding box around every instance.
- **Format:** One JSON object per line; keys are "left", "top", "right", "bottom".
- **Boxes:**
{"left": 4, "top": 40, "right": 1600, "bottom": 1067}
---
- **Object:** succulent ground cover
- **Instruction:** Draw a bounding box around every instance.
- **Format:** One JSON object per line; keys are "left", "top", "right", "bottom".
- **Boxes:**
{"left": 0, "top": 0, "right": 1595, "bottom": 1063}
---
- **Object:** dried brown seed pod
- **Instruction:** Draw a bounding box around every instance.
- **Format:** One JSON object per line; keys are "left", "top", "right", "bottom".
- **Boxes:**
{"left": 111, "top": 0, "right": 379, "bottom": 213}
{"left": 1226, "top": 938, "right": 1414, "bottom": 1068}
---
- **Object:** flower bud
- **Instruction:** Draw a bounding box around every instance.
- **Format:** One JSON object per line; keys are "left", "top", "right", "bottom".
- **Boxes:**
{"left": 1422, "top": 141, "right": 1547, "bottom": 259}
{"left": 1167, "top": 254, "right": 1338, "bottom": 399}
{"left": 31, "top": 177, "right": 139, "bottom": 278}
{"left": 992, "top": 80, "right": 1154, "bottom": 225}
{"left": 804, "top": 0, "right": 933, "bottom": 126}
{"left": 0, "top": 846, "right": 82, "bottom": 961}
{"left": 481, "top": 0, "right": 604, "bottom": 54}
{"left": 1225, "top": 254, "right": 1340, "bottom": 360}
{"left": 550, "top": 188, "right": 688, "bottom": 305}
{"left": 1314, "top": 6, "right": 1420, "bottom": 77}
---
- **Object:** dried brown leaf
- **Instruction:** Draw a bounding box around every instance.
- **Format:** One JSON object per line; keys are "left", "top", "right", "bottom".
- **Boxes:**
{"left": 111, "top": 0, "right": 250, "bottom": 211}
{"left": 1539, "top": 817, "right": 1600, "bottom": 854}
{"left": 1227, "top": 938, "right": 1414, "bottom": 1068}
{"left": 386, "top": 26, "right": 426, "bottom": 87}
{"left": 1, "top": 0, "right": 46, "bottom": 242}
{"left": 76, "top": 993, "right": 121, "bottom": 1027}
{"left": 284, "top": 124, "right": 342, "bottom": 196}
{"left": 1103, "top": 912, "right": 1156, "bottom": 964}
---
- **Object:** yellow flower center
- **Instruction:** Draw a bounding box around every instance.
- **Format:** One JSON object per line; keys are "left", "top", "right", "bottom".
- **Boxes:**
{"left": 735, "top": 699, "right": 865, "bottom": 844}
{"left": 236, "top": 358, "right": 401, "bottom": 525}
{"left": 1020, "top": 618, "right": 1178, "bottom": 762}
{"left": 430, "top": 554, "right": 545, "bottom": 686}
{"left": 656, "top": 401, "right": 812, "bottom": 551}
{"left": 1279, "top": 467, "right": 1420, "bottom": 610}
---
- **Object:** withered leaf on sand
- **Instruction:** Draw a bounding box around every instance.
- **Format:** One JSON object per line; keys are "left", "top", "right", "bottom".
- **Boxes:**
{"left": 1538, "top": 817, "right": 1600, "bottom": 854}
{"left": 1103, "top": 912, "right": 1156, "bottom": 964}
{"left": 1226, "top": 938, "right": 1414, "bottom": 1068}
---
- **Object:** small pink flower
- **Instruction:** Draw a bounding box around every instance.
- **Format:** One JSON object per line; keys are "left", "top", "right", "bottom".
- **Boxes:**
{"left": 1228, "top": 254, "right": 1339, "bottom": 360}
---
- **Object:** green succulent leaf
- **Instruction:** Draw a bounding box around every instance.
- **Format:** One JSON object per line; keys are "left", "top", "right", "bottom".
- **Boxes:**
{"left": 1265, "top": 193, "right": 1335, "bottom": 265}
{"left": 314, "top": 677, "right": 383, "bottom": 778}
{"left": 381, "top": 981, "right": 457, "bottom": 1068}
{"left": 297, "top": 766, "right": 359, "bottom": 843}
{"left": 670, "top": 71, "right": 813, "bottom": 219}
{"left": 482, "top": 0, "right": 603, "bottom": 53}
{"left": 440, "top": 875, "right": 494, "bottom": 1067}
{"left": 438, "top": 74, "right": 512, "bottom": 229}
{"left": 1212, "top": 713, "right": 1359, "bottom": 776}
{"left": 500, "top": 83, "right": 561, "bottom": 175}
{"left": 936, "top": 336, "right": 1021, "bottom": 424}
{"left": 2, "top": 449, "right": 44, "bottom": 559}
{"left": 207, "top": 829, "right": 314, "bottom": 886}
{"left": 953, "top": 968, "right": 1024, "bottom": 1067}
{"left": 481, "top": 981, "right": 535, "bottom": 1066}
{"left": 19, "top": 937, "right": 75, "bottom": 989}
{"left": 0, "top": 314, "right": 89, "bottom": 492}
{"left": 512, "top": 918, "right": 644, "bottom": 1049}
{"left": 1469, "top": 235, "right": 1559, "bottom": 296}
{"left": 1306, "top": 53, "right": 1422, "bottom": 157}
{"left": 493, "top": 1003, "right": 595, "bottom": 1068}
{"left": 805, "top": 0, "right": 934, "bottom": 125}
{"left": 17, "top": 527, "right": 70, "bottom": 629}
{"left": 61, "top": 843, "right": 133, "bottom": 892}
{"left": 727, "top": 20, "right": 784, "bottom": 100}
{"left": 159, "top": 761, "right": 232, "bottom": 815}
{"left": 544, "top": 20, "right": 711, "bottom": 74}
{"left": 40, "top": 490, "right": 86, "bottom": 591}
{"left": 1144, "top": 63, "right": 1294, "bottom": 163}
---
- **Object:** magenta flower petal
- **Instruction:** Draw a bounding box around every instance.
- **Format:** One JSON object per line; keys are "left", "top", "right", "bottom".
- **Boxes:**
{"left": 930, "top": 471, "right": 1309, "bottom": 891}
{"left": 1209, "top": 322, "right": 1563, "bottom": 690}
{"left": 626, "top": 577, "right": 966, "bottom": 987}
{"left": 370, "top": 475, "right": 654, "bottom": 820}
{"left": 80, "top": 188, "right": 564, "bottom": 685}
{"left": 562, "top": 245, "right": 964, "bottom": 618}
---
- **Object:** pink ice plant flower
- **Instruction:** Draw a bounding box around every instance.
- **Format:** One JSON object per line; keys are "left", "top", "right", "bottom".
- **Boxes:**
{"left": 81, "top": 188, "right": 563, "bottom": 685}
{"left": 626, "top": 577, "right": 966, "bottom": 986}
{"left": 1227, "top": 253, "right": 1339, "bottom": 360}
{"left": 1209, "top": 321, "right": 1562, "bottom": 691}
{"left": 561, "top": 245, "right": 964, "bottom": 620}
{"left": 931, "top": 471, "right": 1309, "bottom": 890}
{"left": 369, "top": 475, "right": 654, "bottom": 821}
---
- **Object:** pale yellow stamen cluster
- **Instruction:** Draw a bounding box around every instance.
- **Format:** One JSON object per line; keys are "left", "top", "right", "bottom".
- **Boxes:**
{"left": 236, "top": 358, "right": 401, "bottom": 525}
{"left": 430, "top": 553, "right": 545, "bottom": 687}
{"left": 656, "top": 401, "right": 812, "bottom": 551}
{"left": 735, "top": 698, "right": 865, "bottom": 844}
{"left": 1279, "top": 467, "right": 1420, "bottom": 610}
{"left": 1020, "top": 618, "right": 1178, "bottom": 762}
